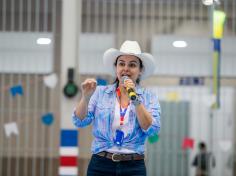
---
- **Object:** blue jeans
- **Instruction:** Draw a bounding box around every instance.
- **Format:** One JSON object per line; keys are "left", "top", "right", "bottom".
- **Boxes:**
{"left": 87, "top": 154, "right": 146, "bottom": 176}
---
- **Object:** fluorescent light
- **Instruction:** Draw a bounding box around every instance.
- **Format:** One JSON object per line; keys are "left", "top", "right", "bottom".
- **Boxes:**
{"left": 37, "top": 38, "right": 51, "bottom": 45}
{"left": 202, "top": 0, "right": 213, "bottom": 5}
{"left": 172, "top": 41, "right": 187, "bottom": 48}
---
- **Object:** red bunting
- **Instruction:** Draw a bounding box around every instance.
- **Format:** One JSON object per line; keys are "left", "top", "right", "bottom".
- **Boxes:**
{"left": 182, "top": 137, "right": 194, "bottom": 150}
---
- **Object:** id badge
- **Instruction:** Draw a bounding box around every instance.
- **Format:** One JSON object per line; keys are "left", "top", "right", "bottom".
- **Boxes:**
{"left": 114, "top": 129, "right": 124, "bottom": 146}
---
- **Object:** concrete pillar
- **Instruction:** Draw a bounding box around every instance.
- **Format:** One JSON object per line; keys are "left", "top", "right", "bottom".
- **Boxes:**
{"left": 59, "top": 0, "right": 81, "bottom": 175}
{"left": 61, "top": 0, "right": 81, "bottom": 129}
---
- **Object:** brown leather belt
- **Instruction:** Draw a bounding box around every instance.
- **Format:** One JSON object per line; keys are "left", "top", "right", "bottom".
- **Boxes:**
{"left": 96, "top": 151, "right": 144, "bottom": 162}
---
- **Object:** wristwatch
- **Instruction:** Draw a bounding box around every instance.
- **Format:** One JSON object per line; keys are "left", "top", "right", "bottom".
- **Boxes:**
{"left": 132, "top": 95, "right": 142, "bottom": 107}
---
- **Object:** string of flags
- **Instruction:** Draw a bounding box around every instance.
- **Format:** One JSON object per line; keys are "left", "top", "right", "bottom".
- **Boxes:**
{"left": 2, "top": 72, "right": 233, "bottom": 153}
{"left": 2, "top": 73, "right": 59, "bottom": 97}
{"left": 2, "top": 74, "right": 111, "bottom": 139}
{"left": 147, "top": 135, "right": 231, "bottom": 152}
{"left": 2, "top": 73, "right": 58, "bottom": 138}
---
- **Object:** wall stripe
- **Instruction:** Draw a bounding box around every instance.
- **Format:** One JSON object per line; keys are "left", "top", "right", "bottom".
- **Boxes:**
{"left": 60, "top": 130, "right": 78, "bottom": 147}
{"left": 60, "top": 157, "right": 78, "bottom": 166}
{"left": 60, "top": 147, "right": 79, "bottom": 156}
{"left": 59, "top": 167, "right": 78, "bottom": 175}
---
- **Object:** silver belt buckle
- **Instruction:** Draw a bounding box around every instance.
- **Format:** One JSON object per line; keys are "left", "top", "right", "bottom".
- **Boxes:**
{"left": 112, "top": 153, "right": 121, "bottom": 162}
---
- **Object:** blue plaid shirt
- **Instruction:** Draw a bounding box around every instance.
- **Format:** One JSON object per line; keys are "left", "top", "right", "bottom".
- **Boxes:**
{"left": 72, "top": 84, "right": 161, "bottom": 154}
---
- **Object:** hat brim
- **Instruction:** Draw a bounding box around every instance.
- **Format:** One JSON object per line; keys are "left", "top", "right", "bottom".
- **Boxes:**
{"left": 103, "top": 48, "right": 156, "bottom": 80}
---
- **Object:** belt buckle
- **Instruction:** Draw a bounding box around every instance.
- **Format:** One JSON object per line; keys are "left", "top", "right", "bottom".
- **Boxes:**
{"left": 112, "top": 153, "right": 121, "bottom": 162}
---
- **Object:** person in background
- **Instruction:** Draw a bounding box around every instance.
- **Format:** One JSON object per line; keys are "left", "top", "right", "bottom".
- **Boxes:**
{"left": 72, "top": 40, "right": 161, "bottom": 176}
{"left": 192, "top": 142, "right": 216, "bottom": 176}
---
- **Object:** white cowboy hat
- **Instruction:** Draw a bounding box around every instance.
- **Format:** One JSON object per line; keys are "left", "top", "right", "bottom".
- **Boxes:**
{"left": 103, "top": 40, "right": 156, "bottom": 80}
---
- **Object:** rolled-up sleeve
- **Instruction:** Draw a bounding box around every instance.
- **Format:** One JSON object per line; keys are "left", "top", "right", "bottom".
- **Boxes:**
{"left": 142, "top": 92, "right": 161, "bottom": 136}
{"left": 72, "top": 87, "right": 100, "bottom": 128}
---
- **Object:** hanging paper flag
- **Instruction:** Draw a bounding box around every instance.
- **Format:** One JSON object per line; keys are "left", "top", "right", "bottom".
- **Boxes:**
{"left": 96, "top": 77, "right": 108, "bottom": 86}
{"left": 213, "top": 10, "right": 226, "bottom": 39}
{"left": 212, "top": 10, "right": 226, "bottom": 109}
{"left": 148, "top": 133, "right": 159, "bottom": 144}
{"left": 43, "top": 73, "right": 58, "bottom": 89}
{"left": 4, "top": 122, "right": 19, "bottom": 137}
{"left": 212, "top": 39, "right": 221, "bottom": 109}
{"left": 10, "top": 85, "right": 23, "bottom": 97}
{"left": 182, "top": 137, "right": 194, "bottom": 150}
{"left": 219, "top": 140, "right": 232, "bottom": 152}
{"left": 203, "top": 94, "right": 216, "bottom": 107}
{"left": 59, "top": 129, "right": 79, "bottom": 176}
{"left": 41, "top": 113, "right": 54, "bottom": 126}
{"left": 166, "top": 91, "right": 180, "bottom": 102}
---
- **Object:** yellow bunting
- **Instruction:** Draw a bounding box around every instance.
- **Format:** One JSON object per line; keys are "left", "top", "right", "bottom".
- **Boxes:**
{"left": 213, "top": 10, "right": 226, "bottom": 39}
{"left": 166, "top": 92, "right": 180, "bottom": 102}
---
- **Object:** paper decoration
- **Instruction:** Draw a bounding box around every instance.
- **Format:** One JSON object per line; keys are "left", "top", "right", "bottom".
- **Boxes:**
{"left": 59, "top": 129, "right": 79, "bottom": 176}
{"left": 10, "top": 85, "right": 23, "bottom": 97}
{"left": 96, "top": 77, "right": 108, "bottom": 86}
{"left": 213, "top": 10, "right": 226, "bottom": 39}
{"left": 41, "top": 113, "right": 54, "bottom": 126}
{"left": 4, "top": 122, "right": 19, "bottom": 137}
{"left": 43, "top": 73, "right": 58, "bottom": 89}
{"left": 203, "top": 94, "right": 216, "bottom": 107}
{"left": 182, "top": 137, "right": 194, "bottom": 150}
{"left": 212, "top": 39, "right": 221, "bottom": 109}
{"left": 148, "top": 133, "right": 159, "bottom": 144}
{"left": 219, "top": 140, "right": 232, "bottom": 152}
{"left": 166, "top": 92, "right": 180, "bottom": 102}
{"left": 212, "top": 10, "right": 226, "bottom": 109}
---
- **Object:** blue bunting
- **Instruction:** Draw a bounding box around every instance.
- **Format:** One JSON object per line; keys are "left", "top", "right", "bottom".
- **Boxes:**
{"left": 41, "top": 113, "right": 54, "bottom": 126}
{"left": 10, "top": 85, "right": 23, "bottom": 97}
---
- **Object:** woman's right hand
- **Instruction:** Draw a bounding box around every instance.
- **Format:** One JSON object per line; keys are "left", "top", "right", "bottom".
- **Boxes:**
{"left": 81, "top": 78, "right": 97, "bottom": 101}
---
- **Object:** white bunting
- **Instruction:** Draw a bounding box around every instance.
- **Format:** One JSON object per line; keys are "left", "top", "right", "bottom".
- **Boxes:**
{"left": 219, "top": 140, "right": 232, "bottom": 152}
{"left": 4, "top": 122, "right": 19, "bottom": 137}
{"left": 43, "top": 73, "right": 58, "bottom": 89}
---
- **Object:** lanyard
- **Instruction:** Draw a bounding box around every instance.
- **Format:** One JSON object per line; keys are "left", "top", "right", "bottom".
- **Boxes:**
{"left": 116, "top": 87, "right": 129, "bottom": 126}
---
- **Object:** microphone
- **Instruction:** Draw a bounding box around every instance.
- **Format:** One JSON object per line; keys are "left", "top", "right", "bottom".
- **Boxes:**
{"left": 122, "top": 76, "right": 137, "bottom": 100}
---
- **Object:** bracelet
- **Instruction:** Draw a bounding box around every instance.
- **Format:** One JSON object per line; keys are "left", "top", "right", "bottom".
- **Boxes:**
{"left": 132, "top": 96, "right": 142, "bottom": 107}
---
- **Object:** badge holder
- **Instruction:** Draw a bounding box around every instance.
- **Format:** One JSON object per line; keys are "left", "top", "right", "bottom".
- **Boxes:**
{"left": 114, "top": 129, "right": 124, "bottom": 147}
